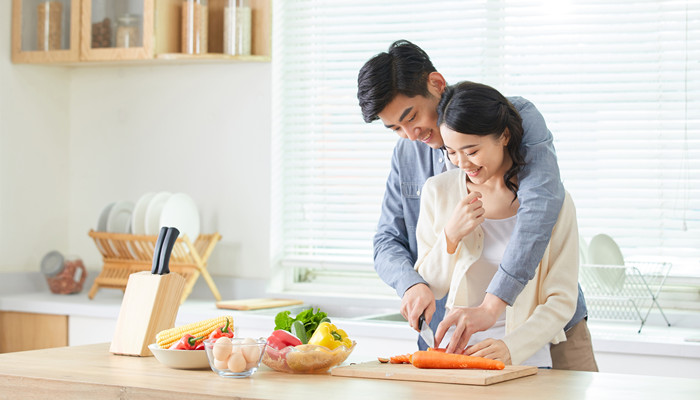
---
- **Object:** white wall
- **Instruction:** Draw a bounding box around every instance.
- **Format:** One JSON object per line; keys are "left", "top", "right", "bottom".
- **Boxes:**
{"left": 0, "top": 1, "right": 71, "bottom": 272}
{"left": 0, "top": 3, "right": 273, "bottom": 280}
{"left": 68, "top": 62, "right": 272, "bottom": 279}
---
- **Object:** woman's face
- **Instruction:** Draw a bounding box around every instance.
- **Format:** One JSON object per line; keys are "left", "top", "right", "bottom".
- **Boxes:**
{"left": 441, "top": 124, "right": 511, "bottom": 185}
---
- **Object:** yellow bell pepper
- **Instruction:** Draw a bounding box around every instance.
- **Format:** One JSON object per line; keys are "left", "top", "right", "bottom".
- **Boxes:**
{"left": 308, "top": 322, "right": 352, "bottom": 349}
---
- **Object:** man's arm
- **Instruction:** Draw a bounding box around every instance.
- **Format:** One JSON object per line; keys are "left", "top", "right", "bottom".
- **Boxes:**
{"left": 374, "top": 142, "right": 437, "bottom": 329}
{"left": 486, "top": 97, "right": 565, "bottom": 304}
{"left": 373, "top": 143, "right": 426, "bottom": 297}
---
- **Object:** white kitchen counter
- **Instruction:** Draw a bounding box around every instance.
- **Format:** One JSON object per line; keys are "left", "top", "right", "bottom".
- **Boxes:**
{"left": 1, "top": 271, "right": 699, "bottom": 378}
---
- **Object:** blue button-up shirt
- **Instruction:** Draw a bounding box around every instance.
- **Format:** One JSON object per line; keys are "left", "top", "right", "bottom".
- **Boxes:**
{"left": 373, "top": 96, "right": 587, "bottom": 341}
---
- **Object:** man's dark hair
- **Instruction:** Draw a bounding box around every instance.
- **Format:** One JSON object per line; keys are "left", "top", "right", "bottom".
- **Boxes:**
{"left": 357, "top": 40, "right": 437, "bottom": 123}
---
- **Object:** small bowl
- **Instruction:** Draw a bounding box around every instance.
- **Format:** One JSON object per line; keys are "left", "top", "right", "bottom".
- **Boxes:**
{"left": 204, "top": 337, "right": 267, "bottom": 378}
{"left": 262, "top": 342, "right": 356, "bottom": 374}
{"left": 148, "top": 343, "right": 209, "bottom": 369}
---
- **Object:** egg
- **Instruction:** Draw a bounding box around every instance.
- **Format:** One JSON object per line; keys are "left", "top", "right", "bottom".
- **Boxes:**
{"left": 241, "top": 338, "right": 261, "bottom": 363}
{"left": 212, "top": 337, "right": 233, "bottom": 361}
{"left": 214, "top": 358, "right": 229, "bottom": 370}
{"left": 227, "top": 351, "right": 247, "bottom": 373}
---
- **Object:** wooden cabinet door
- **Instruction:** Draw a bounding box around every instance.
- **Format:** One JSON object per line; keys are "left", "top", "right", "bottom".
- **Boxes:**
{"left": 11, "top": 0, "right": 81, "bottom": 63}
{"left": 0, "top": 311, "right": 68, "bottom": 353}
{"left": 80, "top": 0, "right": 155, "bottom": 61}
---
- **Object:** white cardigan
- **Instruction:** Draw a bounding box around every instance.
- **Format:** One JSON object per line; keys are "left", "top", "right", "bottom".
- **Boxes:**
{"left": 414, "top": 169, "right": 579, "bottom": 365}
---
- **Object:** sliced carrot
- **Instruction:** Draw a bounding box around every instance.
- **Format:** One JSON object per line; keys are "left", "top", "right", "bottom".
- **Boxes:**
{"left": 411, "top": 350, "right": 505, "bottom": 370}
{"left": 427, "top": 347, "right": 447, "bottom": 352}
{"left": 389, "top": 353, "right": 412, "bottom": 364}
{"left": 377, "top": 357, "right": 389, "bottom": 363}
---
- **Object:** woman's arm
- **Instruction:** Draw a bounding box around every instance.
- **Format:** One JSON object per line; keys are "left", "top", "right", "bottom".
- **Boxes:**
{"left": 413, "top": 176, "right": 461, "bottom": 300}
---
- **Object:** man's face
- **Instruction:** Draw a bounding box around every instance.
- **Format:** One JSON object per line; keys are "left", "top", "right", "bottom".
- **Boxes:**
{"left": 377, "top": 92, "right": 444, "bottom": 149}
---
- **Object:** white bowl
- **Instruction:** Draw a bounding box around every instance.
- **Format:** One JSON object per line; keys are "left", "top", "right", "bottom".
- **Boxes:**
{"left": 148, "top": 343, "right": 209, "bottom": 369}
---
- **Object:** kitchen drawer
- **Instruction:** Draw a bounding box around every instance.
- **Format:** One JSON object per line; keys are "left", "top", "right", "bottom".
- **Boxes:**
{"left": 0, "top": 311, "right": 68, "bottom": 353}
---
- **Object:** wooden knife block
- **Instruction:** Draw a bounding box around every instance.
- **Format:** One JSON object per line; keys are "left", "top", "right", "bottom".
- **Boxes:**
{"left": 109, "top": 271, "right": 185, "bottom": 357}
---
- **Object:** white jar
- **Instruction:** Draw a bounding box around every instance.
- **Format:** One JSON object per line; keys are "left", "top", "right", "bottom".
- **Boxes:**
{"left": 223, "top": 0, "right": 251, "bottom": 56}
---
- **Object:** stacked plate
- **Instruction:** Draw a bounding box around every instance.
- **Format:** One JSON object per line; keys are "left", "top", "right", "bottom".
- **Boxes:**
{"left": 96, "top": 192, "right": 201, "bottom": 241}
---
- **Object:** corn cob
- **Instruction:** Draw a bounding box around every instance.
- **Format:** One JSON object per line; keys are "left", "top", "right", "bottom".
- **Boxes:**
{"left": 156, "top": 315, "right": 233, "bottom": 349}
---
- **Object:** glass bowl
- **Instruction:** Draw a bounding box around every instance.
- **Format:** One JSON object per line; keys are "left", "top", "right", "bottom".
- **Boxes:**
{"left": 261, "top": 342, "right": 356, "bottom": 374}
{"left": 204, "top": 337, "right": 267, "bottom": 378}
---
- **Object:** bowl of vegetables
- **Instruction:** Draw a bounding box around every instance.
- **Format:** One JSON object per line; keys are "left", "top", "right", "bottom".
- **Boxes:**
{"left": 261, "top": 308, "right": 355, "bottom": 374}
{"left": 150, "top": 315, "right": 236, "bottom": 370}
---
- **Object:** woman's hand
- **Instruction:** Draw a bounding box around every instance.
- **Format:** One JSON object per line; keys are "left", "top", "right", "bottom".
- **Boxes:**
{"left": 464, "top": 338, "right": 512, "bottom": 365}
{"left": 444, "top": 191, "right": 485, "bottom": 254}
{"left": 434, "top": 294, "right": 507, "bottom": 353}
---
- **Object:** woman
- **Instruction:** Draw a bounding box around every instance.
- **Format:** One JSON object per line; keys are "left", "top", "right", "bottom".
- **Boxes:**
{"left": 414, "top": 81, "right": 580, "bottom": 367}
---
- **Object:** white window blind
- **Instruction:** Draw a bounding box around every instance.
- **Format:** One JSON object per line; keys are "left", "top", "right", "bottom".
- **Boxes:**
{"left": 271, "top": 0, "right": 700, "bottom": 292}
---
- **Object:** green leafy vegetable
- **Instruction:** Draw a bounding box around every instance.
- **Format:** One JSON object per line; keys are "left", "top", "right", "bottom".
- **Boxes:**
{"left": 274, "top": 307, "right": 329, "bottom": 340}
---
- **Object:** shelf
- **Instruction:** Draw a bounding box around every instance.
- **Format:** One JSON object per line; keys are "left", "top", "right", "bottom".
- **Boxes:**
{"left": 12, "top": 0, "right": 271, "bottom": 65}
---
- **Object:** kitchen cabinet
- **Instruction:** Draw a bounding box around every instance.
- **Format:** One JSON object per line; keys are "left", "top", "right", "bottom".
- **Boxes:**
{"left": 11, "top": 0, "right": 271, "bottom": 65}
{"left": 0, "top": 311, "right": 68, "bottom": 353}
{"left": 11, "top": 0, "right": 81, "bottom": 63}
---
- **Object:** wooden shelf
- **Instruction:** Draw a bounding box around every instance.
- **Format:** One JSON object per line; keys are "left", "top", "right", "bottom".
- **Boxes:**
{"left": 12, "top": 0, "right": 271, "bottom": 66}
{"left": 87, "top": 230, "right": 222, "bottom": 304}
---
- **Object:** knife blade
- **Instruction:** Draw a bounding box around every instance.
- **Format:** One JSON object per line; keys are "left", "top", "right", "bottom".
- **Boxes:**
{"left": 418, "top": 312, "right": 435, "bottom": 349}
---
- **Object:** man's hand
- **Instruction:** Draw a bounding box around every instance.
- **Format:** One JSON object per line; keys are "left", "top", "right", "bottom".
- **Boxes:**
{"left": 444, "top": 192, "right": 485, "bottom": 254}
{"left": 464, "top": 338, "right": 511, "bottom": 364}
{"left": 434, "top": 293, "right": 508, "bottom": 353}
{"left": 401, "top": 283, "right": 436, "bottom": 331}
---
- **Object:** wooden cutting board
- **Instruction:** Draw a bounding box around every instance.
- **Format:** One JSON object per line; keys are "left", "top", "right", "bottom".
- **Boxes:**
{"left": 216, "top": 298, "right": 304, "bottom": 311}
{"left": 330, "top": 361, "right": 537, "bottom": 386}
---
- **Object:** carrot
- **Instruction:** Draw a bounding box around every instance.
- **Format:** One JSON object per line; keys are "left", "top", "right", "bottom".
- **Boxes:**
{"left": 389, "top": 353, "right": 412, "bottom": 364}
{"left": 410, "top": 350, "right": 505, "bottom": 370}
{"left": 377, "top": 357, "right": 389, "bottom": 363}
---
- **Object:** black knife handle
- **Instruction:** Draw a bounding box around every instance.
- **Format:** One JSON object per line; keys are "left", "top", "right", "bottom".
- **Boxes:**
{"left": 418, "top": 312, "right": 426, "bottom": 328}
{"left": 151, "top": 226, "right": 169, "bottom": 274}
{"left": 158, "top": 227, "right": 180, "bottom": 275}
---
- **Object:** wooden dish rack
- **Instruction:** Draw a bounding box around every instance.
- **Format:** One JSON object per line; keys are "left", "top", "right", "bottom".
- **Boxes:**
{"left": 87, "top": 230, "right": 222, "bottom": 304}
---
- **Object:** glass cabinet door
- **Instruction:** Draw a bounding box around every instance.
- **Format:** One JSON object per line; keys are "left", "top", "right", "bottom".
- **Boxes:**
{"left": 11, "top": 0, "right": 80, "bottom": 63}
{"left": 80, "top": 0, "right": 154, "bottom": 61}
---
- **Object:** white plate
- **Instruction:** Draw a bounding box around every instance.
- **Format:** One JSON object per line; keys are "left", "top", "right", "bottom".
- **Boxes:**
{"left": 159, "top": 193, "right": 200, "bottom": 241}
{"left": 106, "top": 201, "right": 135, "bottom": 233}
{"left": 587, "top": 233, "right": 626, "bottom": 293}
{"left": 144, "top": 192, "right": 172, "bottom": 235}
{"left": 588, "top": 234, "right": 624, "bottom": 265}
{"left": 96, "top": 202, "right": 115, "bottom": 231}
{"left": 148, "top": 343, "right": 209, "bottom": 369}
{"left": 131, "top": 192, "right": 156, "bottom": 235}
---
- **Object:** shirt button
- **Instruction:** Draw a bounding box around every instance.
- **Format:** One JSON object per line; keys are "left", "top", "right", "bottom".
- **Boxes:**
{"left": 439, "top": 157, "right": 444, "bottom": 163}
{"left": 416, "top": 190, "right": 421, "bottom": 196}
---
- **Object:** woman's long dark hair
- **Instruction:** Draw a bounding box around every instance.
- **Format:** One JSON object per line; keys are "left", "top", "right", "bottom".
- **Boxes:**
{"left": 437, "top": 81, "right": 525, "bottom": 201}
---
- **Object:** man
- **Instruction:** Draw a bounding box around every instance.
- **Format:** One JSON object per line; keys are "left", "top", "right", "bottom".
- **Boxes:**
{"left": 357, "top": 40, "right": 597, "bottom": 371}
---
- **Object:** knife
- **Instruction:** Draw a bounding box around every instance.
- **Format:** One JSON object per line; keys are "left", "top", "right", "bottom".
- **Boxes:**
{"left": 157, "top": 227, "right": 180, "bottom": 275}
{"left": 418, "top": 312, "right": 435, "bottom": 349}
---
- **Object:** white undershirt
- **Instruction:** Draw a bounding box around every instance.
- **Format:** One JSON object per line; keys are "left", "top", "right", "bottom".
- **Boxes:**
{"left": 443, "top": 215, "right": 553, "bottom": 368}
